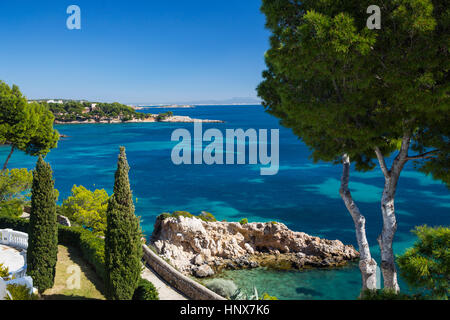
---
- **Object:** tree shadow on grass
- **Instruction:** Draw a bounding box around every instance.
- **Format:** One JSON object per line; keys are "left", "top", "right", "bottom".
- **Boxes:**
{"left": 43, "top": 294, "right": 100, "bottom": 301}
{"left": 43, "top": 245, "right": 105, "bottom": 300}
{"left": 67, "top": 245, "right": 105, "bottom": 295}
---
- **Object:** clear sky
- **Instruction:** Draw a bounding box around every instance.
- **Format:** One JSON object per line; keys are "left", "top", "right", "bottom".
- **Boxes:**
{"left": 0, "top": 0, "right": 269, "bottom": 104}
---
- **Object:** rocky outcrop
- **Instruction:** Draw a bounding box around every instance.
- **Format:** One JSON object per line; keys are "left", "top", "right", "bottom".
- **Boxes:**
{"left": 151, "top": 216, "right": 359, "bottom": 278}
{"left": 160, "top": 116, "right": 224, "bottom": 123}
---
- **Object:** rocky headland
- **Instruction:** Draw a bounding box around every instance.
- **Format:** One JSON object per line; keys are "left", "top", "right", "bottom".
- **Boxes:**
{"left": 153, "top": 105, "right": 195, "bottom": 109}
{"left": 160, "top": 116, "right": 223, "bottom": 123}
{"left": 151, "top": 215, "right": 359, "bottom": 278}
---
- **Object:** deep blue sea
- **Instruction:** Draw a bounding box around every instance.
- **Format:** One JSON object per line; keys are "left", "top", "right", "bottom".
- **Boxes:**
{"left": 1, "top": 105, "right": 449, "bottom": 299}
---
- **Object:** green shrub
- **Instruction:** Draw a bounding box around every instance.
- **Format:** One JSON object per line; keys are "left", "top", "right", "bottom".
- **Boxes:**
{"left": 0, "top": 199, "right": 25, "bottom": 218}
{"left": 239, "top": 218, "right": 249, "bottom": 225}
{"left": 5, "top": 284, "right": 39, "bottom": 300}
{"left": 61, "top": 185, "right": 109, "bottom": 236}
{"left": 159, "top": 211, "right": 193, "bottom": 220}
{"left": 172, "top": 211, "right": 194, "bottom": 219}
{"left": 0, "top": 216, "right": 29, "bottom": 232}
{"left": 0, "top": 168, "right": 33, "bottom": 203}
{"left": 0, "top": 263, "right": 9, "bottom": 278}
{"left": 260, "top": 293, "right": 279, "bottom": 300}
{"left": 159, "top": 211, "right": 220, "bottom": 222}
{"left": 197, "top": 211, "right": 217, "bottom": 222}
{"left": 205, "top": 279, "right": 238, "bottom": 299}
{"left": 133, "top": 278, "right": 159, "bottom": 300}
{"left": 397, "top": 225, "right": 450, "bottom": 300}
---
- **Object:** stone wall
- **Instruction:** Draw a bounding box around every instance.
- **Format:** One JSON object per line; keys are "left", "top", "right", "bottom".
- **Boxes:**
{"left": 142, "top": 244, "right": 226, "bottom": 300}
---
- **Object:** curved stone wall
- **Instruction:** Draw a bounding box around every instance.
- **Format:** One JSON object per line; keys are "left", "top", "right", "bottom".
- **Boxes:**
{"left": 142, "top": 244, "right": 226, "bottom": 300}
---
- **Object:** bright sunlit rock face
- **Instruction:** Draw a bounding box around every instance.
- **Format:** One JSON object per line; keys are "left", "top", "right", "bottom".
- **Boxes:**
{"left": 151, "top": 215, "right": 359, "bottom": 277}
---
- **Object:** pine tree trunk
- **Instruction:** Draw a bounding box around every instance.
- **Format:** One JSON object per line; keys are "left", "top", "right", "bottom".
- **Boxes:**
{"left": 340, "top": 154, "right": 378, "bottom": 292}
{"left": 374, "top": 133, "right": 411, "bottom": 293}
{"left": 378, "top": 179, "right": 400, "bottom": 292}
{"left": 2, "top": 145, "right": 14, "bottom": 171}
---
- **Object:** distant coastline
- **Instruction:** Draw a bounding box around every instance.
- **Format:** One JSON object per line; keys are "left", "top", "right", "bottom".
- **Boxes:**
{"left": 136, "top": 103, "right": 262, "bottom": 107}
{"left": 42, "top": 100, "right": 224, "bottom": 125}
{"left": 149, "top": 105, "right": 195, "bottom": 109}
{"left": 55, "top": 115, "right": 224, "bottom": 125}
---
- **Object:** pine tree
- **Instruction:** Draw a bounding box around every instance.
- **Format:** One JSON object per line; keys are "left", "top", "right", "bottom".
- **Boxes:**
{"left": 105, "top": 147, "right": 142, "bottom": 300}
{"left": 27, "top": 156, "right": 58, "bottom": 293}
{"left": 258, "top": 0, "right": 449, "bottom": 293}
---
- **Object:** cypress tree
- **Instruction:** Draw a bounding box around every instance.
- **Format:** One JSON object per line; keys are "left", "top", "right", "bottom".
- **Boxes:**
{"left": 105, "top": 147, "right": 142, "bottom": 300}
{"left": 27, "top": 155, "right": 58, "bottom": 293}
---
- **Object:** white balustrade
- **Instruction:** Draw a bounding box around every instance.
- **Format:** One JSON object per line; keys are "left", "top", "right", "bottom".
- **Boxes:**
{"left": 0, "top": 229, "right": 28, "bottom": 250}
{"left": 0, "top": 228, "right": 33, "bottom": 299}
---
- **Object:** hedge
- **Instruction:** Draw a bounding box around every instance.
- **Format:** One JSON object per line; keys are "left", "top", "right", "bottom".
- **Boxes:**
{"left": 58, "top": 225, "right": 106, "bottom": 281}
{"left": 132, "top": 278, "right": 159, "bottom": 300}
{"left": 0, "top": 216, "right": 106, "bottom": 282}
{"left": 0, "top": 216, "right": 29, "bottom": 233}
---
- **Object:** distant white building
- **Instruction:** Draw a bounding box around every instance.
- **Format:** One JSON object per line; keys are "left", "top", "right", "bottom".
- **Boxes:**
{"left": 47, "top": 100, "right": 63, "bottom": 104}
{"left": 82, "top": 103, "right": 98, "bottom": 114}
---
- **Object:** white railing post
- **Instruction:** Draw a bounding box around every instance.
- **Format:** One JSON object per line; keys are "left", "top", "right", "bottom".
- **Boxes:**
{"left": 0, "top": 229, "right": 28, "bottom": 250}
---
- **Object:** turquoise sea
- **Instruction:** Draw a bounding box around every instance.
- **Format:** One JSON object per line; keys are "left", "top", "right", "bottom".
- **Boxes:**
{"left": 1, "top": 105, "right": 449, "bottom": 300}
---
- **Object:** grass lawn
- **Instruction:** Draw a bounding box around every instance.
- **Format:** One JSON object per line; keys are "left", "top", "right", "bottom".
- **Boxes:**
{"left": 42, "top": 245, "right": 105, "bottom": 300}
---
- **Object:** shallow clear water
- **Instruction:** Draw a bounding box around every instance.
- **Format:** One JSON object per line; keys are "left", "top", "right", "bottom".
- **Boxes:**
{"left": 1, "top": 105, "right": 449, "bottom": 299}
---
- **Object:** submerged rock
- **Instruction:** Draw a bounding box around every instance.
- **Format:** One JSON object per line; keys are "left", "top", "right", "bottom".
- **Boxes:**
{"left": 151, "top": 215, "right": 359, "bottom": 277}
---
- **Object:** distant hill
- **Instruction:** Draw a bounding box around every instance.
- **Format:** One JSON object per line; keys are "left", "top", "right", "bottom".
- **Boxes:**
{"left": 132, "top": 97, "right": 262, "bottom": 106}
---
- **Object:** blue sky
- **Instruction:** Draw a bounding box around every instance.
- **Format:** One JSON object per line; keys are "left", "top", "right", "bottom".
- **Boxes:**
{"left": 0, "top": 1, "right": 269, "bottom": 104}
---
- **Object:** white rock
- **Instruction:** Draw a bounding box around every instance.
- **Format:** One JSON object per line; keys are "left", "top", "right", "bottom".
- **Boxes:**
{"left": 194, "top": 265, "right": 214, "bottom": 278}
{"left": 194, "top": 254, "right": 204, "bottom": 266}
{"left": 244, "top": 243, "right": 255, "bottom": 255}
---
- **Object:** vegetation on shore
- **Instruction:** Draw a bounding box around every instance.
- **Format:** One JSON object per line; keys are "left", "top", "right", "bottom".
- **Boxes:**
{"left": 47, "top": 101, "right": 150, "bottom": 123}
{"left": 159, "top": 211, "right": 217, "bottom": 222}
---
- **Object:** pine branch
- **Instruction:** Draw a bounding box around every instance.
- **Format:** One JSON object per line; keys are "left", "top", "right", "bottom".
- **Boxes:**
{"left": 406, "top": 150, "right": 440, "bottom": 161}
